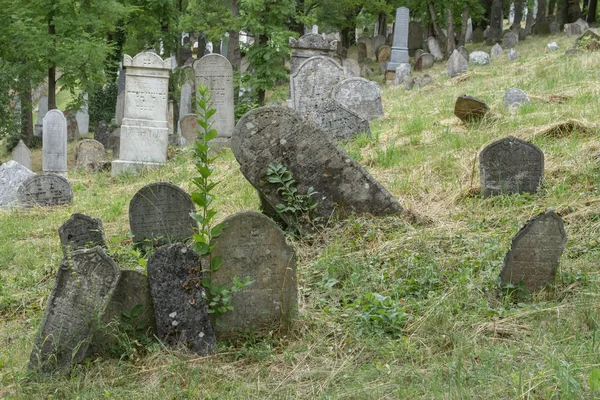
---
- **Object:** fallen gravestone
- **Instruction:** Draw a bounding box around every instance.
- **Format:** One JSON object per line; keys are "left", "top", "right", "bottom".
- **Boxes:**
{"left": 58, "top": 213, "right": 106, "bottom": 257}
{"left": 147, "top": 243, "right": 216, "bottom": 355}
{"left": 491, "top": 43, "right": 504, "bottom": 57}
{"left": 447, "top": 49, "right": 468, "bottom": 78}
{"left": 479, "top": 136, "right": 544, "bottom": 196}
{"left": 74, "top": 139, "right": 106, "bottom": 170}
{"left": 11, "top": 140, "right": 32, "bottom": 170}
{"left": 304, "top": 99, "right": 371, "bottom": 141}
{"left": 469, "top": 51, "right": 491, "bottom": 65}
{"left": 17, "top": 173, "right": 73, "bottom": 207}
{"left": 0, "top": 161, "right": 35, "bottom": 208}
{"left": 454, "top": 95, "right": 489, "bottom": 123}
{"left": 331, "top": 77, "right": 384, "bottom": 121}
{"left": 504, "top": 88, "right": 530, "bottom": 108}
{"left": 574, "top": 30, "right": 600, "bottom": 51}
{"left": 499, "top": 210, "right": 566, "bottom": 293}
{"left": 94, "top": 121, "right": 110, "bottom": 148}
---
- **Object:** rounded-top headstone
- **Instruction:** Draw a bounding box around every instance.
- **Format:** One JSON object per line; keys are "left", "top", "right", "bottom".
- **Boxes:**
{"left": 17, "top": 173, "right": 73, "bottom": 207}
{"left": 42, "top": 109, "right": 68, "bottom": 173}
{"left": 58, "top": 213, "right": 106, "bottom": 257}
{"left": 454, "top": 95, "right": 489, "bottom": 123}
{"left": 331, "top": 77, "right": 384, "bottom": 121}
{"left": 75, "top": 139, "right": 106, "bottom": 169}
{"left": 503, "top": 31, "right": 519, "bottom": 48}
{"left": 504, "top": 88, "right": 530, "bottom": 108}
{"left": 180, "top": 113, "right": 198, "bottom": 145}
{"left": 0, "top": 160, "right": 35, "bottom": 208}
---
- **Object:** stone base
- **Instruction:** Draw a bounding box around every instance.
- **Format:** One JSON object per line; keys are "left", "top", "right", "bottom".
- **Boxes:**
{"left": 111, "top": 160, "right": 164, "bottom": 176}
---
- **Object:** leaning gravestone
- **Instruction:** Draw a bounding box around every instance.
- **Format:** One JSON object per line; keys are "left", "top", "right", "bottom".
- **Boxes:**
{"left": 147, "top": 243, "right": 216, "bottom": 355}
{"left": 331, "top": 77, "right": 384, "bottom": 121}
{"left": 42, "top": 109, "right": 67, "bottom": 174}
{"left": 17, "top": 173, "right": 73, "bottom": 207}
{"left": 11, "top": 140, "right": 32, "bottom": 171}
{"left": 129, "top": 182, "right": 196, "bottom": 246}
{"left": 29, "top": 246, "right": 120, "bottom": 373}
{"left": 58, "top": 213, "right": 106, "bottom": 257}
{"left": 211, "top": 211, "right": 297, "bottom": 337}
{"left": 480, "top": 136, "right": 543, "bottom": 196}
{"left": 347, "top": 45, "right": 360, "bottom": 62}
{"left": 0, "top": 161, "right": 35, "bottom": 208}
{"left": 179, "top": 113, "right": 198, "bottom": 145}
{"left": 504, "top": 88, "right": 530, "bottom": 108}
{"left": 289, "top": 33, "right": 336, "bottom": 75}
{"left": 231, "top": 106, "right": 402, "bottom": 229}
{"left": 427, "top": 37, "right": 444, "bottom": 61}
{"left": 500, "top": 210, "right": 566, "bottom": 293}
{"left": 304, "top": 99, "right": 371, "bottom": 141}
{"left": 454, "top": 95, "right": 489, "bottom": 123}
{"left": 74, "top": 139, "right": 105, "bottom": 169}
{"left": 447, "top": 49, "right": 468, "bottom": 78}
{"left": 94, "top": 121, "right": 111, "bottom": 148}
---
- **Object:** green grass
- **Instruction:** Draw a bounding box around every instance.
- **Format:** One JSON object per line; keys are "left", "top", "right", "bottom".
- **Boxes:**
{"left": 2, "top": 32, "right": 600, "bottom": 398}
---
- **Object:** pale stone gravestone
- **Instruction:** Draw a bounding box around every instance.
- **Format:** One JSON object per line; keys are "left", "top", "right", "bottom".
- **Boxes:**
{"left": 504, "top": 88, "right": 530, "bottom": 108}
{"left": 480, "top": 136, "right": 543, "bottom": 196}
{"left": 342, "top": 58, "right": 361, "bottom": 77}
{"left": 331, "top": 77, "right": 384, "bottom": 121}
{"left": 427, "top": 36, "right": 444, "bottom": 61}
{"left": 112, "top": 52, "right": 171, "bottom": 175}
{"left": 177, "top": 82, "right": 193, "bottom": 135}
{"left": 29, "top": 246, "right": 120, "bottom": 374}
{"left": 447, "top": 50, "right": 468, "bottom": 78}
{"left": 457, "top": 46, "right": 469, "bottom": 61}
{"left": 58, "top": 213, "right": 106, "bottom": 257}
{"left": 503, "top": 31, "right": 519, "bottom": 48}
{"left": 76, "top": 93, "right": 89, "bottom": 135}
{"left": 491, "top": 43, "right": 504, "bottom": 57}
{"left": 115, "top": 68, "right": 126, "bottom": 126}
{"left": 508, "top": 48, "right": 519, "bottom": 61}
{"left": 469, "top": 51, "right": 491, "bottom": 65}
{"left": 414, "top": 49, "right": 424, "bottom": 60}
{"left": 211, "top": 211, "right": 297, "bottom": 337}
{"left": 416, "top": 53, "right": 434, "bottom": 70}
{"left": 18, "top": 173, "right": 73, "bottom": 207}
{"left": 472, "top": 27, "right": 485, "bottom": 43}
{"left": 180, "top": 113, "right": 198, "bottom": 145}
{"left": 11, "top": 140, "right": 32, "bottom": 170}
{"left": 147, "top": 243, "right": 216, "bottom": 355}
{"left": 35, "top": 95, "right": 49, "bottom": 137}
{"left": 376, "top": 46, "right": 391, "bottom": 63}
{"left": 347, "top": 45, "right": 360, "bottom": 62}
{"left": 231, "top": 106, "right": 403, "bottom": 228}
{"left": 547, "top": 42, "right": 559, "bottom": 51}
{"left": 42, "top": 109, "right": 67, "bottom": 173}
{"left": 394, "top": 63, "right": 411, "bottom": 85}
{"left": 64, "top": 111, "right": 80, "bottom": 142}
{"left": 388, "top": 7, "right": 410, "bottom": 71}
{"left": 94, "top": 121, "right": 111, "bottom": 148}
{"left": 358, "top": 36, "right": 374, "bottom": 57}
{"left": 0, "top": 161, "right": 35, "bottom": 208}
{"left": 454, "top": 95, "right": 489, "bottom": 123}
{"left": 372, "top": 35, "right": 386, "bottom": 54}
{"left": 466, "top": 18, "right": 473, "bottom": 42}
{"left": 129, "top": 182, "right": 196, "bottom": 246}
{"left": 194, "top": 54, "right": 235, "bottom": 147}
{"left": 75, "top": 139, "right": 105, "bottom": 169}
{"left": 304, "top": 99, "right": 370, "bottom": 141}
{"left": 408, "top": 21, "right": 423, "bottom": 57}
{"left": 499, "top": 210, "right": 566, "bottom": 293}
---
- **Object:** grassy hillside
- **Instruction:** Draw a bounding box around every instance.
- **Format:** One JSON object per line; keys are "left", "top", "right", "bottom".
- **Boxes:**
{"left": 2, "top": 32, "right": 600, "bottom": 398}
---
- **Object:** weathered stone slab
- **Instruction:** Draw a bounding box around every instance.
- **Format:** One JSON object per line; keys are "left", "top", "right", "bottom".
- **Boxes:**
{"left": 304, "top": 99, "right": 371, "bottom": 141}
{"left": 75, "top": 139, "right": 105, "bottom": 169}
{"left": 508, "top": 48, "right": 519, "bottom": 61}
{"left": 394, "top": 63, "right": 411, "bottom": 85}
{"left": 376, "top": 46, "right": 391, "bottom": 63}
{"left": 64, "top": 111, "right": 80, "bottom": 142}
{"left": 479, "top": 136, "right": 543, "bottom": 196}
{"left": 454, "top": 95, "right": 489, "bottom": 123}
{"left": 180, "top": 113, "right": 198, "bottom": 145}
{"left": 211, "top": 211, "right": 297, "bottom": 337}
{"left": 147, "top": 243, "right": 215, "bottom": 354}
{"left": 94, "top": 121, "right": 110, "bottom": 148}
{"left": 503, "top": 31, "right": 519, "bottom": 48}
{"left": 416, "top": 53, "right": 434, "bottom": 70}
{"left": 373, "top": 35, "right": 386, "bottom": 54}
{"left": 42, "top": 109, "right": 67, "bottom": 173}
{"left": 58, "top": 213, "right": 106, "bottom": 257}
{"left": 408, "top": 21, "right": 423, "bottom": 57}
{"left": 473, "top": 27, "right": 484, "bottom": 43}
{"left": 129, "top": 182, "right": 196, "bottom": 246}
{"left": 447, "top": 49, "right": 468, "bottom": 78}
{"left": 0, "top": 160, "right": 35, "bottom": 208}
{"left": 17, "top": 173, "right": 73, "bottom": 207}
{"left": 427, "top": 37, "right": 443, "bottom": 61}
{"left": 491, "top": 43, "right": 504, "bottom": 57}
{"left": 35, "top": 95, "right": 48, "bottom": 137}
{"left": 342, "top": 58, "right": 361, "bottom": 77}
{"left": 178, "top": 82, "right": 193, "bottom": 135}
{"left": 76, "top": 93, "right": 89, "bottom": 135}
{"left": 504, "top": 88, "right": 530, "bottom": 108}
{"left": 115, "top": 69, "right": 126, "bottom": 126}
{"left": 500, "top": 210, "right": 566, "bottom": 293}
{"left": 564, "top": 23, "right": 582, "bottom": 36}
{"left": 331, "top": 77, "right": 384, "bottom": 121}
{"left": 289, "top": 33, "right": 336, "bottom": 75}
{"left": 358, "top": 36, "right": 374, "bottom": 57}
{"left": 29, "top": 246, "right": 120, "bottom": 373}
{"left": 469, "top": 51, "right": 491, "bottom": 65}
{"left": 11, "top": 140, "right": 32, "bottom": 171}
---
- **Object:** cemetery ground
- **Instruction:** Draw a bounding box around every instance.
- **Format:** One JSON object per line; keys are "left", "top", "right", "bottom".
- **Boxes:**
{"left": 2, "top": 33, "right": 600, "bottom": 398}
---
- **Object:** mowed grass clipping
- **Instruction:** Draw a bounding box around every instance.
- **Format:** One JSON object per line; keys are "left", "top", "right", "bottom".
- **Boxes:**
{"left": 2, "top": 32, "right": 600, "bottom": 399}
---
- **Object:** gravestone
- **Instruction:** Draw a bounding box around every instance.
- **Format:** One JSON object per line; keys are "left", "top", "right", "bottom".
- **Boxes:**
{"left": 115, "top": 68, "right": 126, "bottom": 126}
{"left": 387, "top": 7, "right": 410, "bottom": 71}
{"left": 18, "top": 173, "right": 73, "bottom": 207}
{"left": 499, "top": 210, "right": 566, "bottom": 293}
{"left": 29, "top": 246, "right": 120, "bottom": 373}
{"left": 64, "top": 111, "right": 80, "bottom": 142}
{"left": 394, "top": 63, "right": 411, "bottom": 85}
{"left": 231, "top": 106, "right": 403, "bottom": 228}
{"left": 564, "top": 23, "right": 582, "bottom": 36}
{"left": 194, "top": 54, "right": 235, "bottom": 147}
{"left": 536, "top": 22, "right": 551, "bottom": 35}
{"left": 416, "top": 53, "right": 435, "bottom": 70}
{"left": 347, "top": 45, "right": 360, "bottom": 62}
{"left": 574, "top": 18, "right": 589, "bottom": 33}
{"left": 447, "top": 50, "right": 468, "bottom": 78}
{"left": 42, "top": 109, "right": 67, "bottom": 173}
{"left": 180, "top": 114, "right": 198, "bottom": 145}
{"left": 457, "top": 46, "right": 469, "bottom": 61}
{"left": 129, "top": 182, "right": 196, "bottom": 246}
{"left": 178, "top": 82, "right": 193, "bottom": 135}
{"left": 472, "top": 27, "right": 485, "bottom": 43}
{"left": 427, "top": 37, "right": 444, "bottom": 61}
{"left": 331, "top": 77, "right": 384, "bottom": 121}
{"left": 376, "top": 46, "right": 391, "bottom": 63}
{"left": 357, "top": 42, "right": 367, "bottom": 62}
{"left": 504, "top": 88, "right": 530, "bottom": 108}
{"left": 11, "top": 140, "right": 32, "bottom": 170}
{"left": 112, "top": 52, "right": 171, "bottom": 175}
{"left": 408, "top": 21, "right": 423, "bottom": 57}
{"left": 75, "top": 93, "right": 89, "bottom": 135}
{"left": 491, "top": 43, "right": 504, "bottom": 57}
{"left": 304, "top": 99, "right": 371, "bottom": 141}
{"left": 480, "top": 136, "right": 543, "bottom": 196}
{"left": 454, "top": 95, "right": 489, "bottom": 123}
{"left": 109, "top": 128, "right": 120, "bottom": 158}
{"left": 343, "top": 58, "right": 361, "bottom": 77}
{"left": 94, "top": 121, "right": 111, "bottom": 148}
{"left": 74, "top": 139, "right": 105, "bottom": 169}
{"left": 147, "top": 243, "right": 216, "bottom": 355}
{"left": 34, "top": 95, "right": 49, "bottom": 137}
{"left": 211, "top": 211, "right": 297, "bottom": 337}
{"left": 0, "top": 161, "right": 35, "bottom": 208}
{"left": 358, "top": 36, "right": 374, "bottom": 57}
{"left": 508, "top": 48, "right": 519, "bottom": 61}
{"left": 466, "top": 18, "right": 473, "bottom": 42}
{"left": 550, "top": 21, "right": 560, "bottom": 34}
{"left": 58, "top": 213, "right": 106, "bottom": 257}
{"left": 503, "top": 32, "right": 519, "bottom": 48}
{"left": 372, "top": 35, "right": 386, "bottom": 55}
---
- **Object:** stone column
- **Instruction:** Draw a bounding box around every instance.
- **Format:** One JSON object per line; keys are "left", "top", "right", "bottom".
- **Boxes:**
{"left": 387, "top": 7, "right": 410, "bottom": 71}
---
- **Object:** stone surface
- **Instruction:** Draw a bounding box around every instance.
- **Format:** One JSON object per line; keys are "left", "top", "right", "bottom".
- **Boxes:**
{"left": 115, "top": 69, "right": 126, "bottom": 126}
{"left": 147, "top": 243, "right": 216, "bottom": 355}
{"left": 547, "top": 42, "right": 559, "bottom": 51}
{"left": 342, "top": 58, "right": 361, "bottom": 77}
{"left": 18, "top": 173, "right": 73, "bottom": 207}
{"left": 373, "top": 35, "right": 386, "bottom": 55}
{"left": 469, "top": 51, "right": 491, "bottom": 65}
{"left": 75, "top": 93, "right": 89, "bottom": 135}
{"left": 29, "top": 247, "right": 120, "bottom": 373}
{"left": 180, "top": 113, "right": 198, "bottom": 145}
{"left": 491, "top": 43, "right": 504, "bottom": 57}
{"left": 427, "top": 36, "right": 444, "bottom": 60}
{"left": 35, "top": 95, "right": 48, "bottom": 137}
{"left": 564, "top": 23, "right": 582, "bottom": 36}
{"left": 129, "top": 182, "right": 196, "bottom": 246}
{"left": 376, "top": 45, "right": 391, "bottom": 63}
{"left": 178, "top": 82, "right": 193, "bottom": 135}
{"left": 508, "top": 48, "right": 519, "bottom": 61}
{"left": 0, "top": 161, "right": 35, "bottom": 208}
{"left": 457, "top": 46, "right": 469, "bottom": 62}
{"left": 503, "top": 31, "right": 519, "bottom": 48}
{"left": 231, "top": 106, "right": 402, "bottom": 228}
{"left": 480, "top": 136, "right": 543, "bottom": 196}
{"left": 331, "top": 77, "right": 384, "bottom": 121}
{"left": 58, "top": 213, "right": 106, "bottom": 257}
{"left": 404, "top": 74, "right": 434, "bottom": 90}
{"left": 447, "top": 50, "right": 468, "bottom": 78}
{"left": 358, "top": 36, "right": 374, "bottom": 57}
{"left": 211, "top": 211, "right": 297, "bottom": 337}
{"left": 574, "top": 18, "right": 589, "bottom": 33}
{"left": 64, "top": 111, "right": 80, "bottom": 142}
{"left": 303, "top": 99, "right": 371, "bottom": 141}
{"left": 472, "top": 27, "right": 485, "bottom": 43}
{"left": 11, "top": 140, "right": 32, "bottom": 170}
{"left": 94, "top": 121, "right": 111, "bottom": 148}
{"left": 394, "top": 63, "right": 411, "bottom": 85}
{"left": 414, "top": 49, "right": 424, "bottom": 60}
{"left": 466, "top": 18, "right": 473, "bottom": 42}
{"left": 346, "top": 45, "right": 360, "bottom": 62}
{"left": 167, "top": 100, "right": 174, "bottom": 136}
{"left": 454, "top": 95, "right": 489, "bottom": 123}
{"left": 357, "top": 42, "right": 367, "bottom": 62}
{"left": 75, "top": 139, "right": 105, "bottom": 169}
{"left": 550, "top": 21, "right": 560, "bottom": 33}
{"left": 289, "top": 33, "right": 336, "bottom": 75}
{"left": 408, "top": 21, "right": 423, "bottom": 57}
{"left": 388, "top": 7, "right": 410, "bottom": 70}
{"left": 574, "top": 30, "right": 600, "bottom": 51}
{"left": 416, "top": 53, "right": 434, "bottom": 70}
{"left": 504, "top": 88, "right": 530, "bottom": 108}
{"left": 42, "top": 109, "right": 67, "bottom": 173}
{"left": 500, "top": 210, "right": 566, "bottom": 293}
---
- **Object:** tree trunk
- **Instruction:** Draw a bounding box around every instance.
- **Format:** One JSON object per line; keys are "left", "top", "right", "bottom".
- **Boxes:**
{"left": 428, "top": 2, "right": 447, "bottom": 44}
{"left": 19, "top": 82, "right": 33, "bottom": 146}
{"left": 537, "top": 0, "right": 547, "bottom": 23}
{"left": 513, "top": 1, "right": 524, "bottom": 28}
{"left": 549, "top": 0, "right": 557, "bottom": 15}
{"left": 341, "top": 27, "right": 353, "bottom": 48}
{"left": 256, "top": 34, "right": 266, "bottom": 106}
{"left": 525, "top": 5, "right": 535, "bottom": 33}
{"left": 589, "top": 0, "right": 598, "bottom": 22}
{"left": 446, "top": 8, "right": 455, "bottom": 60}
{"left": 377, "top": 11, "right": 387, "bottom": 37}
{"left": 459, "top": 7, "right": 470, "bottom": 46}
{"left": 48, "top": 21, "right": 56, "bottom": 110}
{"left": 227, "top": 0, "right": 241, "bottom": 70}
{"left": 559, "top": 0, "right": 569, "bottom": 27}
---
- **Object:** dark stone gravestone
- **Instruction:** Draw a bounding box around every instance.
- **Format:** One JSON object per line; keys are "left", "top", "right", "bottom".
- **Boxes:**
{"left": 503, "top": 31, "right": 519, "bottom": 48}
{"left": 408, "top": 21, "right": 423, "bottom": 57}
{"left": 499, "top": 210, "right": 566, "bottom": 293}
{"left": 29, "top": 246, "right": 120, "bottom": 373}
{"left": 0, "top": 160, "right": 35, "bottom": 208}
{"left": 94, "top": 121, "right": 110, "bottom": 148}
{"left": 129, "top": 182, "right": 196, "bottom": 246}
{"left": 58, "top": 213, "right": 106, "bottom": 257}
{"left": 331, "top": 77, "right": 384, "bottom": 121}
{"left": 479, "top": 136, "right": 544, "bottom": 196}
{"left": 454, "top": 95, "right": 489, "bottom": 123}
{"left": 472, "top": 27, "right": 485, "bottom": 43}
{"left": 211, "top": 211, "right": 297, "bottom": 337}
{"left": 64, "top": 110, "right": 80, "bottom": 142}
{"left": 147, "top": 243, "right": 216, "bottom": 355}
{"left": 17, "top": 173, "right": 73, "bottom": 207}
{"left": 504, "top": 88, "right": 530, "bottom": 108}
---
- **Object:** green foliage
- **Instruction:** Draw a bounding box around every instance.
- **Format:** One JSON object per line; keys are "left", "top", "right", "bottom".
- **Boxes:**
{"left": 89, "top": 81, "right": 118, "bottom": 128}
{"left": 103, "top": 304, "right": 156, "bottom": 361}
{"left": 344, "top": 292, "right": 409, "bottom": 337}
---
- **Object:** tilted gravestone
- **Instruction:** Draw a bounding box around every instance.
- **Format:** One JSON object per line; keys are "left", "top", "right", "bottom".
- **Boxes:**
{"left": 29, "top": 246, "right": 120, "bottom": 373}
{"left": 147, "top": 243, "right": 216, "bottom": 355}
{"left": 346, "top": 44, "right": 360, "bottom": 62}
{"left": 427, "top": 37, "right": 444, "bottom": 61}
{"left": 0, "top": 160, "right": 35, "bottom": 208}
{"left": 231, "top": 106, "right": 403, "bottom": 228}
{"left": 17, "top": 173, "right": 73, "bottom": 207}
{"left": 479, "top": 136, "right": 543, "bottom": 196}
{"left": 11, "top": 140, "right": 32, "bottom": 171}
{"left": 211, "top": 211, "right": 297, "bottom": 337}
{"left": 388, "top": 7, "right": 410, "bottom": 71}
{"left": 504, "top": 88, "right": 530, "bottom": 108}
{"left": 289, "top": 33, "right": 336, "bottom": 75}
{"left": 42, "top": 109, "right": 67, "bottom": 173}
{"left": 180, "top": 113, "right": 198, "bottom": 145}
{"left": 74, "top": 139, "right": 105, "bottom": 169}
{"left": 454, "top": 95, "right": 489, "bottom": 123}
{"left": 447, "top": 49, "right": 468, "bottom": 78}
{"left": 331, "top": 77, "right": 384, "bottom": 121}
{"left": 94, "top": 121, "right": 111, "bottom": 148}
{"left": 129, "top": 182, "right": 197, "bottom": 246}
{"left": 303, "top": 99, "right": 371, "bottom": 141}
{"left": 500, "top": 210, "right": 567, "bottom": 293}
{"left": 58, "top": 213, "right": 106, "bottom": 257}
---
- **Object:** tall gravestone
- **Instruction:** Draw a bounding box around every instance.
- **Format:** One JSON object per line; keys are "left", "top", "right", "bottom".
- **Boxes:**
{"left": 94, "top": 121, "right": 110, "bottom": 148}
{"left": 177, "top": 82, "right": 193, "bottom": 135}
{"left": 479, "top": 136, "right": 544, "bottom": 196}
{"left": 0, "top": 161, "right": 35, "bottom": 208}
{"left": 112, "top": 52, "right": 172, "bottom": 175}
{"left": 194, "top": 54, "right": 235, "bottom": 147}
{"left": 500, "top": 210, "right": 567, "bottom": 293}
{"left": 11, "top": 140, "right": 32, "bottom": 170}
{"left": 42, "top": 109, "right": 67, "bottom": 173}
{"left": 18, "top": 174, "right": 73, "bottom": 207}
{"left": 76, "top": 93, "right": 89, "bottom": 135}
{"left": 29, "top": 247, "right": 120, "bottom": 374}
{"left": 331, "top": 77, "right": 384, "bottom": 120}
{"left": 387, "top": 7, "right": 410, "bottom": 71}
{"left": 289, "top": 34, "right": 336, "bottom": 75}
{"left": 58, "top": 213, "right": 106, "bottom": 257}
{"left": 34, "top": 95, "right": 49, "bottom": 137}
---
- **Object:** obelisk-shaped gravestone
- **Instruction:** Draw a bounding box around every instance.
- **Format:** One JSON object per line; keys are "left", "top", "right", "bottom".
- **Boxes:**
{"left": 42, "top": 109, "right": 67, "bottom": 173}
{"left": 387, "top": 7, "right": 410, "bottom": 71}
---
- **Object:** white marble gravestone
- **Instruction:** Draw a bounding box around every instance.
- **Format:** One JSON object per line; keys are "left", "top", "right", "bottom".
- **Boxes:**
{"left": 42, "top": 109, "right": 67, "bottom": 173}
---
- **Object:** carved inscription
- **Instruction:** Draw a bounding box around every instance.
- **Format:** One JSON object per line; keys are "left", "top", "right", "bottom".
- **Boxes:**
{"left": 17, "top": 174, "right": 73, "bottom": 207}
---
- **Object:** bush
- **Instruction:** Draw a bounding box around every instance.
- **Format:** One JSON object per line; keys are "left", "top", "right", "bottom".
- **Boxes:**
{"left": 89, "top": 81, "right": 118, "bottom": 129}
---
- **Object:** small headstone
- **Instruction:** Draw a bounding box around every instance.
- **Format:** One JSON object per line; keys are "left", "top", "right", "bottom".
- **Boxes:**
{"left": 416, "top": 53, "right": 435, "bottom": 70}
{"left": 547, "top": 42, "right": 559, "bottom": 51}
{"left": 147, "top": 243, "right": 216, "bottom": 355}
{"left": 129, "top": 182, "right": 196, "bottom": 246}
{"left": 479, "top": 136, "right": 544, "bottom": 196}
{"left": 304, "top": 99, "right": 371, "bottom": 141}
{"left": 549, "top": 21, "right": 560, "bottom": 34}
{"left": 447, "top": 50, "right": 468, "bottom": 78}
{"left": 29, "top": 246, "right": 120, "bottom": 373}
{"left": 457, "top": 46, "right": 469, "bottom": 61}
{"left": 499, "top": 210, "right": 566, "bottom": 293}
{"left": 58, "top": 213, "right": 106, "bottom": 257}
{"left": 394, "top": 63, "right": 412, "bottom": 85}
{"left": 376, "top": 46, "right": 391, "bottom": 63}
{"left": 211, "top": 211, "right": 297, "bottom": 337}
{"left": 358, "top": 36, "right": 374, "bottom": 57}
{"left": 34, "top": 95, "right": 49, "bottom": 137}
{"left": 42, "top": 109, "right": 67, "bottom": 173}
{"left": 472, "top": 27, "right": 485, "bottom": 43}
{"left": 64, "top": 111, "right": 80, "bottom": 142}
{"left": 388, "top": 7, "right": 410, "bottom": 70}
{"left": 331, "top": 77, "right": 384, "bottom": 121}
{"left": 0, "top": 161, "right": 35, "bottom": 208}
{"left": 491, "top": 43, "right": 504, "bottom": 57}
{"left": 75, "top": 93, "right": 89, "bottom": 135}
{"left": 11, "top": 140, "right": 32, "bottom": 170}
{"left": 427, "top": 36, "right": 444, "bottom": 60}
{"left": 508, "top": 48, "right": 519, "bottom": 61}
{"left": 504, "top": 88, "right": 530, "bottom": 108}
{"left": 469, "top": 51, "right": 491, "bottom": 65}
{"left": 454, "top": 95, "right": 489, "bottom": 123}
{"left": 408, "top": 21, "right": 423, "bottom": 57}
{"left": 74, "top": 139, "right": 105, "bottom": 169}
{"left": 180, "top": 114, "right": 198, "bottom": 145}
{"left": 503, "top": 31, "right": 519, "bottom": 48}
{"left": 347, "top": 45, "right": 360, "bottom": 62}
{"left": 17, "top": 173, "right": 73, "bottom": 207}
{"left": 564, "top": 23, "right": 582, "bottom": 36}
{"left": 94, "top": 121, "right": 110, "bottom": 148}
{"left": 357, "top": 42, "right": 367, "bottom": 62}
{"left": 342, "top": 58, "right": 361, "bottom": 77}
